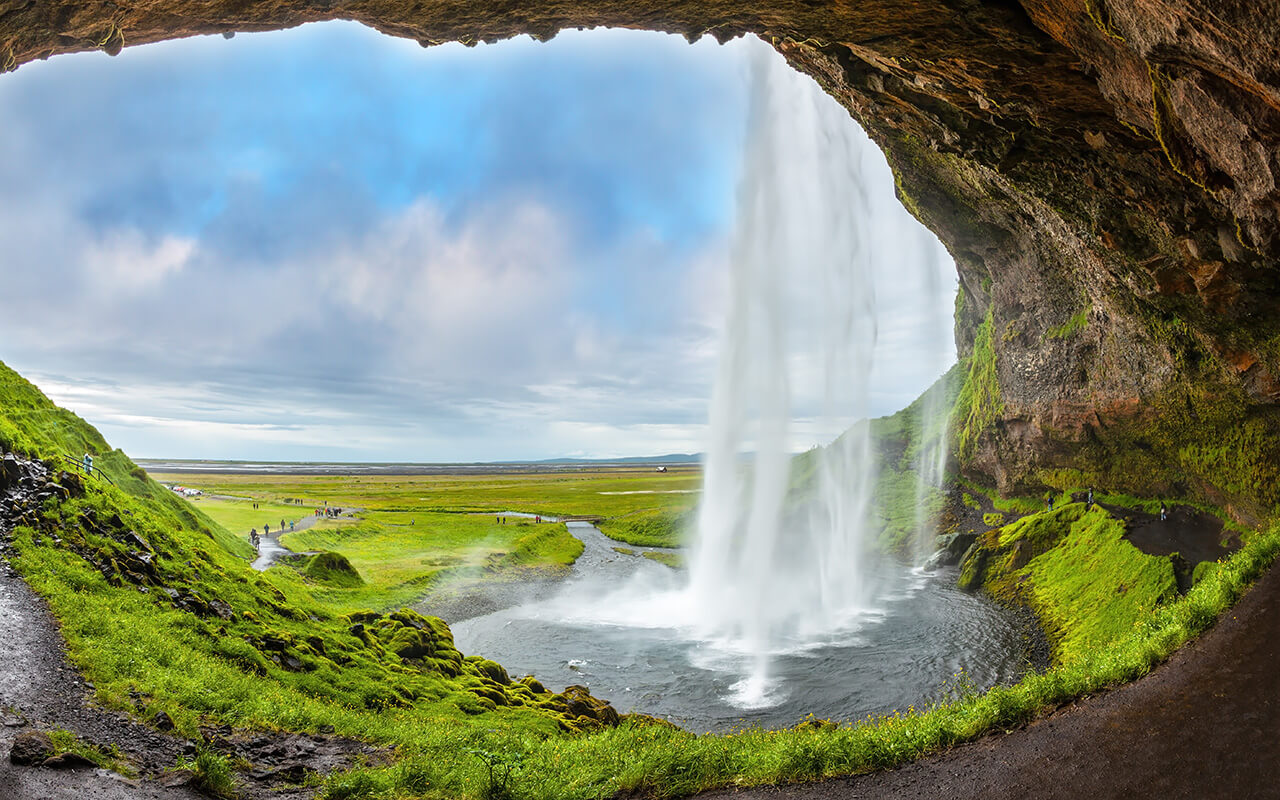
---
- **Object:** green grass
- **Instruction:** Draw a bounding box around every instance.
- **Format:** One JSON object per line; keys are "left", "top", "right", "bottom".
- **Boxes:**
{"left": 304, "top": 551, "right": 365, "bottom": 587}
{"left": 641, "top": 551, "right": 685, "bottom": 569}
{"left": 958, "top": 504, "right": 1179, "bottom": 662}
{"left": 596, "top": 508, "right": 692, "bottom": 548}
{"left": 154, "top": 470, "right": 702, "bottom": 522}
{"left": 177, "top": 749, "right": 238, "bottom": 798}
{"left": 47, "top": 727, "right": 131, "bottom": 775}
{"left": 278, "top": 514, "right": 583, "bottom": 613}
{"left": 185, "top": 495, "right": 315, "bottom": 540}
{"left": 858, "top": 365, "right": 960, "bottom": 556}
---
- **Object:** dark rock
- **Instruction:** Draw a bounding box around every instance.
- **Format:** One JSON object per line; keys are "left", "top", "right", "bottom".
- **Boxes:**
{"left": 153, "top": 710, "right": 175, "bottom": 731}
{"left": 42, "top": 751, "right": 96, "bottom": 769}
{"left": 266, "top": 763, "right": 311, "bottom": 783}
{"left": 934, "top": 531, "right": 979, "bottom": 567}
{"left": 124, "top": 531, "right": 152, "bottom": 552}
{"left": 160, "top": 769, "right": 197, "bottom": 788}
{"left": 9, "top": 730, "right": 54, "bottom": 765}
{"left": 208, "top": 599, "right": 234, "bottom": 620}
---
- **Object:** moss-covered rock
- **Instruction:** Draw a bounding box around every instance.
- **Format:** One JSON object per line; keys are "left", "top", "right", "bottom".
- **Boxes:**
{"left": 302, "top": 551, "right": 363, "bottom": 587}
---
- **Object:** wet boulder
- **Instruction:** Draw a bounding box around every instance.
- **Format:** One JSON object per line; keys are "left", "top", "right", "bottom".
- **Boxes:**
{"left": 8, "top": 730, "right": 54, "bottom": 766}
{"left": 42, "top": 751, "right": 95, "bottom": 769}
{"left": 933, "top": 531, "right": 978, "bottom": 566}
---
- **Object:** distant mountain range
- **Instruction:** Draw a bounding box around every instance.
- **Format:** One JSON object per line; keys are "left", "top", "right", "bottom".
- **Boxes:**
{"left": 522, "top": 453, "right": 701, "bottom": 465}
{"left": 134, "top": 454, "right": 703, "bottom": 475}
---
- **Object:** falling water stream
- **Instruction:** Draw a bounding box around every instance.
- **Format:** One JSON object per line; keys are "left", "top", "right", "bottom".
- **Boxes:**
{"left": 451, "top": 37, "right": 1030, "bottom": 730}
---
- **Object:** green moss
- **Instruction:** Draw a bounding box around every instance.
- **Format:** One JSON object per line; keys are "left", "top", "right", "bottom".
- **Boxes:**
{"left": 1075, "top": 379, "right": 1280, "bottom": 516}
{"left": 1045, "top": 307, "right": 1088, "bottom": 340}
{"left": 958, "top": 504, "right": 1178, "bottom": 662}
{"left": 1191, "top": 560, "right": 1220, "bottom": 586}
{"left": 982, "top": 512, "right": 1004, "bottom": 527}
{"left": 952, "top": 308, "right": 1002, "bottom": 463}
{"left": 303, "top": 551, "right": 364, "bottom": 587}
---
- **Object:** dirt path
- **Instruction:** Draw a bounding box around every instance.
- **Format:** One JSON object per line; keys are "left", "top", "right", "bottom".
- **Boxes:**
{"left": 703, "top": 558, "right": 1280, "bottom": 800}
{"left": 0, "top": 556, "right": 205, "bottom": 800}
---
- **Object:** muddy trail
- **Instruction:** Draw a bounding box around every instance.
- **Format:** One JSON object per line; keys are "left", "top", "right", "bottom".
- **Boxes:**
{"left": 0, "top": 454, "right": 378, "bottom": 800}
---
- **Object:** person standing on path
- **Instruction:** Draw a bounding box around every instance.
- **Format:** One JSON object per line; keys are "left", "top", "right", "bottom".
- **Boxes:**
{"left": 82, "top": 453, "right": 93, "bottom": 475}
{"left": 264, "top": 522, "right": 270, "bottom": 536}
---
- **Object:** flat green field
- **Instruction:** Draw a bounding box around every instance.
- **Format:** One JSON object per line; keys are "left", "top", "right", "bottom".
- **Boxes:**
{"left": 279, "top": 513, "right": 584, "bottom": 611}
{"left": 182, "top": 494, "right": 319, "bottom": 539}
{"left": 153, "top": 468, "right": 701, "bottom": 519}
{"left": 153, "top": 468, "right": 699, "bottom": 610}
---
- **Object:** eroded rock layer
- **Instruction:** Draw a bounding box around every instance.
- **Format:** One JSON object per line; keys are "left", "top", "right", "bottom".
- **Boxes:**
{"left": 3, "top": 1, "right": 1278, "bottom": 514}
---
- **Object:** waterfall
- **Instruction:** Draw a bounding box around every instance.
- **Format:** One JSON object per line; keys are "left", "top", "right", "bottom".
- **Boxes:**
{"left": 685, "top": 36, "right": 879, "bottom": 708}
{"left": 911, "top": 240, "right": 952, "bottom": 565}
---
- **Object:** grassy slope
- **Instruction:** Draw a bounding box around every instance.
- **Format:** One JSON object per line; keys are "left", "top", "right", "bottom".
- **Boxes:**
{"left": 595, "top": 507, "right": 693, "bottom": 548}
{"left": 0, "top": 366, "right": 249, "bottom": 559}
{"left": 958, "top": 503, "right": 1179, "bottom": 662}
{"left": 863, "top": 364, "right": 961, "bottom": 556}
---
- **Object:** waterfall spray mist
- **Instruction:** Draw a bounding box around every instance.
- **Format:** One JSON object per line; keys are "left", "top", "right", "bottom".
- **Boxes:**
{"left": 686, "top": 37, "right": 879, "bottom": 708}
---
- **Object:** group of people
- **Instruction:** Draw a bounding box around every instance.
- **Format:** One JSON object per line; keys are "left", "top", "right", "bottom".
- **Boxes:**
{"left": 1042, "top": 486, "right": 1168, "bottom": 521}
{"left": 316, "top": 507, "right": 344, "bottom": 518}
{"left": 249, "top": 518, "right": 297, "bottom": 552}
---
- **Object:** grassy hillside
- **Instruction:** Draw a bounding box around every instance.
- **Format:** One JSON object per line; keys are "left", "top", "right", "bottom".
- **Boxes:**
{"left": 0, "top": 364, "right": 249, "bottom": 558}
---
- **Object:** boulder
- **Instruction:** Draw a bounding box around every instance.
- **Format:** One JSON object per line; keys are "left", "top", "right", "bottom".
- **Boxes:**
{"left": 42, "top": 752, "right": 95, "bottom": 769}
{"left": 933, "top": 531, "right": 979, "bottom": 567}
{"left": 558, "top": 685, "right": 619, "bottom": 727}
{"left": 8, "top": 730, "right": 54, "bottom": 766}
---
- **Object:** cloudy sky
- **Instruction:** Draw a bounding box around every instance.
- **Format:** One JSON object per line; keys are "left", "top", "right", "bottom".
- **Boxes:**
{"left": 0, "top": 23, "right": 955, "bottom": 462}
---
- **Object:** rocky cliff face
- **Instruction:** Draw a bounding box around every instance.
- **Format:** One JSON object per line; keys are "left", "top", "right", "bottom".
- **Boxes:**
{"left": 3, "top": 0, "right": 1278, "bottom": 514}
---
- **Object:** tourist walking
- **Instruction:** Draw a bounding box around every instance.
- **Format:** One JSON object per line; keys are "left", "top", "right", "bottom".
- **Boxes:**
{"left": 82, "top": 453, "right": 93, "bottom": 475}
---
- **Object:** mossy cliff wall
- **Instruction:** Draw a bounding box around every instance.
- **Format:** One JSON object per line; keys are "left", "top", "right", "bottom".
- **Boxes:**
{"left": 4, "top": 1, "right": 1279, "bottom": 514}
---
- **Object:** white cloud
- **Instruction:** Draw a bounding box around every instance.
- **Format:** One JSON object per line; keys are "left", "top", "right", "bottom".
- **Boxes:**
{"left": 84, "top": 230, "right": 195, "bottom": 293}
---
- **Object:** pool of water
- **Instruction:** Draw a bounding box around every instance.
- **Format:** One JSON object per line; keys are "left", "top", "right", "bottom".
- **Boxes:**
{"left": 451, "top": 523, "right": 1035, "bottom": 732}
